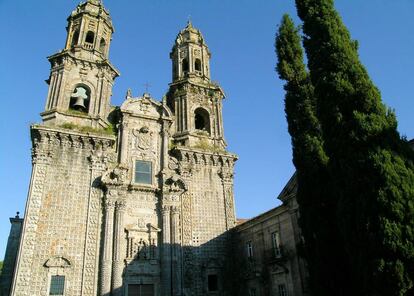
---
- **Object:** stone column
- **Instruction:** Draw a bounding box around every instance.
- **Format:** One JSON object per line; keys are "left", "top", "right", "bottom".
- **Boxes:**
{"left": 171, "top": 206, "right": 182, "bottom": 296}
{"left": 161, "top": 206, "right": 171, "bottom": 296}
{"left": 100, "top": 199, "right": 115, "bottom": 296}
{"left": 111, "top": 200, "right": 126, "bottom": 296}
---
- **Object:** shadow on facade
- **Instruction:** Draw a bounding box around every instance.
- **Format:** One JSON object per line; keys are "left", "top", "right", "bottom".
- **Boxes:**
{"left": 98, "top": 229, "right": 240, "bottom": 296}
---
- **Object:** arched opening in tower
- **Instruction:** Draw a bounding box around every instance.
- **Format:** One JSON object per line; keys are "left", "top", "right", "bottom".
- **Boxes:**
{"left": 69, "top": 85, "right": 90, "bottom": 113}
{"left": 182, "top": 58, "right": 189, "bottom": 73}
{"left": 99, "top": 38, "right": 106, "bottom": 53}
{"left": 194, "top": 107, "right": 210, "bottom": 134}
{"left": 85, "top": 31, "right": 95, "bottom": 48}
{"left": 195, "top": 58, "right": 202, "bottom": 72}
{"left": 71, "top": 30, "right": 79, "bottom": 47}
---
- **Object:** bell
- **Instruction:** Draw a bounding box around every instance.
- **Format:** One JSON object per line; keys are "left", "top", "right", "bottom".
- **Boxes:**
{"left": 71, "top": 86, "right": 88, "bottom": 111}
{"left": 73, "top": 96, "right": 86, "bottom": 110}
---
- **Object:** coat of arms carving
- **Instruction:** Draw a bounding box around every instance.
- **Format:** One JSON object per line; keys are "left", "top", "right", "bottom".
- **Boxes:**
{"left": 133, "top": 127, "right": 152, "bottom": 151}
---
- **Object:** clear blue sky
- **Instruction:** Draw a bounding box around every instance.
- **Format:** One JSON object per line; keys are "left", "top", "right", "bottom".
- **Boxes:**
{"left": 0, "top": 0, "right": 413, "bottom": 259}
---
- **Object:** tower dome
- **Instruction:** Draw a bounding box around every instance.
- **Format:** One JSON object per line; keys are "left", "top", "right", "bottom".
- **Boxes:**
{"left": 170, "top": 21, "right": 211, "bottom": 82}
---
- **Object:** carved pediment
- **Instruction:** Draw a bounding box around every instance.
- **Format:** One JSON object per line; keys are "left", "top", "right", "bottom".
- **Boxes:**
{"left": 44, "top": 256, "right": 71, "bottom": 268}
{"left": 121, "top": 95, "right": 161, "bottom": 117}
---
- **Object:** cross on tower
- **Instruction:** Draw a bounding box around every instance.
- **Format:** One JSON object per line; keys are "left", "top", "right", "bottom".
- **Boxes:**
{"left": 143, "top": 82, "right": 151, "bottom": 94}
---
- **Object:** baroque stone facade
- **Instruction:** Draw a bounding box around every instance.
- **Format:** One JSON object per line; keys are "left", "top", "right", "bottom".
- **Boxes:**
{"left": 1, "top": 1, "right": 309, "bottom": 296}
{"left": 4, "top": 1, "right": 237, "bottom": 296}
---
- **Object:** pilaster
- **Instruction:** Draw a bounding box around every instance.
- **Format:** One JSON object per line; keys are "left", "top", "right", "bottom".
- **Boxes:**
{"left": 112, "top": 199, "right": 126, "bottom": 295}
{"left": 161, "top": 206, "right": 171, "bottom": 296}
{"left": 100, "top": 197, "right": 115, "bottom": 295}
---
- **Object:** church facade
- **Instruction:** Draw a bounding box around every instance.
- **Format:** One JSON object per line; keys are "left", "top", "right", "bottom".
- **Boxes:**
{"left": 0, "top": 1, "right": 308, "bottom": 296}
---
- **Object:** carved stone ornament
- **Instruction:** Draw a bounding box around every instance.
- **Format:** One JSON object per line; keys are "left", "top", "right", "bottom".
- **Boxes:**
{"left": 125, "top": 222, "right": 161, "bottom": 261}
{"left": 164, "top": 175, "right": 187, "bottom": 193}
{"left": 132, "top": 127, "right": 152, "bottom": 151}
{"left": 44, "top": 256, "right": 71, "bottom": 268}
{"left": 102, "top": 165, "right": 129, "bottom": 186}
{"left": 168, "top": 156, "right": 179, "bottom": 171}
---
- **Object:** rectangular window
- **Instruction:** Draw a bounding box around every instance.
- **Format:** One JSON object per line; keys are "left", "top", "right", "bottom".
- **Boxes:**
{"left": 49, "top": 275, "right": 65, "bottom": 295}
{"left": 272, "top": 231, "right": 281, "bottom": 257}
{"left": 278, "top": 284, "right": 288, "bottom": 296}
{"left": 135, "top": 160, "right": 152, "bottom": 184}
{"left": 208, "top": 274, "right": 218, "bottom": 292}
{"left": 246, "top": 241, "right": 253, "bottom": 259}
{"left": 249, "top": 288, "right": 257, "bottom": 296}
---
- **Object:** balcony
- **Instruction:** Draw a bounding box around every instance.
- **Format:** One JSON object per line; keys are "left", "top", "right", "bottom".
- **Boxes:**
{"left": 83, "top": 42, "right": 94, "bottom": 50}
{"left": 264, "top": 247, "right": 286, "bottom": 263}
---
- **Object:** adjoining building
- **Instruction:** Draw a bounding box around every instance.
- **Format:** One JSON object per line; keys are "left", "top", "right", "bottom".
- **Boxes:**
{"left": 0, "top": 1, "right": 308, "bottom": 296}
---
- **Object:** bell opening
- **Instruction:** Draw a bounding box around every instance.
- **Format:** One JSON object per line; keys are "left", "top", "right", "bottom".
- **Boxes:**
{"left": 69, "top": 85, "right": 90, "bottom": 113}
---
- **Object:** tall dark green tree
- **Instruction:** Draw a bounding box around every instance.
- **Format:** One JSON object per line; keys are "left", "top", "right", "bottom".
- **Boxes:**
{"left": 276, "top": 0, "right": 414, "bottom": 295}
{"left": 276, "top": 14, "right": 351, "bottom": 296}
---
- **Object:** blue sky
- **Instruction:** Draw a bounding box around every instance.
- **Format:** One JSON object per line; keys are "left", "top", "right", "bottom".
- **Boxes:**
{"left": 0, "top": 0, "right": 413, "bottom": 258}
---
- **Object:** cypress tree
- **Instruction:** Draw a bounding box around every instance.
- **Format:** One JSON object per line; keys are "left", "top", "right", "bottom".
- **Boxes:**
{"left": 275, "top": 14, "right": 351, "bottom": 296}
{"left": 290, "top": 0, "right": 414, "bottom": 294}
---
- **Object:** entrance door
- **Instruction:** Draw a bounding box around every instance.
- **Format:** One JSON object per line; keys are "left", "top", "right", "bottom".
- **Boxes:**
{"left": 128, "top": 284, "right": 154, "bottom": 296}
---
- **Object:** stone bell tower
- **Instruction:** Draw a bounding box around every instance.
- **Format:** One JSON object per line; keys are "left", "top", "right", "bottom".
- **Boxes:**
{"left": 41, "top": 0, "right": 119, "bottom": 129}
{"left": 10, "top": 1, "right": 118, "bottom": 295}
{"left": 168, "top": 21, "right": 226, "bottom": 150}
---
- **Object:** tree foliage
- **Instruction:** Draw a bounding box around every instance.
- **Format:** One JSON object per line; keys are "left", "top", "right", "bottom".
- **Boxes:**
{"left": 275, "top": 1, "right": 414, "bottom": 295}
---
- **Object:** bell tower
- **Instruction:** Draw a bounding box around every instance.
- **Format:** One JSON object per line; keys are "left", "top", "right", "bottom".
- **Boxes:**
{"left": 168, "top": 21, "right": 226, "bottom": 150}
{"left": 41, "top": 0, "right": 119, "bottom": 129}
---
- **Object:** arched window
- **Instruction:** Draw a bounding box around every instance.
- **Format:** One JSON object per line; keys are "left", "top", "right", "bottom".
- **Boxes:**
{"left": 182, "top": 58, "right": 189, "bottom": 73}
{"left": 99, "top": 38, "right": 106, "bottom": 53}
{"left": 194, "top": 107, "right": 210, "bottom": 134}
{"left": 194, "top": 58, "right": 202, "bottom": 72}
{"left": 69, "top": 85, "right": 90, "bottom": 113}
{"left": 71, "top": 30, "right": 79, "bottom": 47}
{"left": 85, "top": 31, "right": 95, "bottom": 45}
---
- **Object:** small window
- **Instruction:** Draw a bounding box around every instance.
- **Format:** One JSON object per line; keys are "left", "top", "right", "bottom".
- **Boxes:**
{"left": 182, "top": 58, "right": 189, "bottom": 73}
{"left": 135, "top": 160, "right": 152, "bottom": 184}
{"left": 272, "top": 231, "right": 281, "bottom": 257}
{"left": 208, "top": 274, "right": 218, "bottom": 292}
{"left": 85, "top": 31, "right": 95, "bottom": 44}
{"left": 278, "top": 284, "right": 288, "bottom": 296}
{"left": 195, "top": 58, "right": 202, "bottom": 71}
{"left": 246, "top": 241, "right": 253, "bottom": 259}
{"left": 249, "top": 288, "right": 257, "bottom": 296}
{"left": 49, "top": 275, "right": 65, "bottom": 295}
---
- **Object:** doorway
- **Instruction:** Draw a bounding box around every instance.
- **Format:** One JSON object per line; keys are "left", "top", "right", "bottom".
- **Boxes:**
{"left": 128, "top": 284, "right": 154, "bottom": 296}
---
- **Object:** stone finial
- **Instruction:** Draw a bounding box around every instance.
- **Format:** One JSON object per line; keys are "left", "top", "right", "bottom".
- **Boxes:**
{"left": 15, "top": 211, "right": 20, "bottom": 218}
{"left": 126, "top": 88, "right": 132, "bottom": 99}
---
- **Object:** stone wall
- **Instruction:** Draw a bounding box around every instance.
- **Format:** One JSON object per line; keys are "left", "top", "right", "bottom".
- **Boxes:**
{"left": 11, "top": 126, "right": 115, "bottom": 296}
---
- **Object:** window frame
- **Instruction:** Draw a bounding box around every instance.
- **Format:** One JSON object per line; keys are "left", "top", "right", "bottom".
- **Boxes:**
{"left": 49, "top": 275, "right": 65, "bottom": 296}
{"left": 246, "top": 240, "right": 253, "bottom": 259}
{"left": 272, "top": 231, "right": 282, "bottom": 257}
{"left": 134, "top": 160, "right": 153, "bottom": 185}
{"left": 278, "top": 283, "right": 288, "bottom": 296}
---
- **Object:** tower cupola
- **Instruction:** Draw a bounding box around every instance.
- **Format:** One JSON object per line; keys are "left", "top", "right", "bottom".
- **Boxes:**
{"left": 170, "top": 21, "right": 211, "bottom": 82}
{"left": 65, "top": 0, "right": 114, "bottom": 59}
